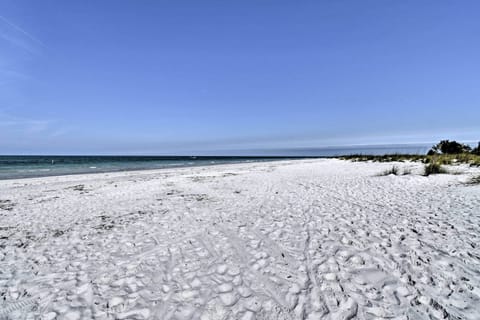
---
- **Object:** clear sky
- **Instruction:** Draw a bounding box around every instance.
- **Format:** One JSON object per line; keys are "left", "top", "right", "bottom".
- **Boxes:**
{"left": 1, "top": 1, "right": 479, "bottom": 155}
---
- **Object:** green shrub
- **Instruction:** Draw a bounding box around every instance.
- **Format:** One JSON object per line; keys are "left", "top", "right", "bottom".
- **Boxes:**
{"left": 428, "top": 140, "right": 472, "bottom": 155}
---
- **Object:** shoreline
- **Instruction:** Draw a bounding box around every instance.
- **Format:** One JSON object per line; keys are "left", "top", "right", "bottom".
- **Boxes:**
{"left": 0, "top": 158, "right": 315, "bottom": 183}
{"left": 0, "top": 157, "right": 324, "bottom": 181}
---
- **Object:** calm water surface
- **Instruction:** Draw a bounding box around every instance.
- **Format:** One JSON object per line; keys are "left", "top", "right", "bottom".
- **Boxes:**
{"left": 0, "top": 144, "right": 430, "bottom": 179}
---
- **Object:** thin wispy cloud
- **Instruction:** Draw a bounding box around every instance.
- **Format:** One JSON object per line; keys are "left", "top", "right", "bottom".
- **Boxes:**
{"left": 0, "top": 69, "right": 31, "bottom": 80}
{"left": 0, "top": 113, "right": 48, "bottom": 131}
{"left": 0, "top": 14, "right": 44, "bottom": 106}
{"left": 0, "top": 15, "right": 44, "bottom": 47}
{"left": 0, "top": 111, "right": 68, "bottom": 138}
{"left": 0, "top": 14, "right": 44, "bottom": 77}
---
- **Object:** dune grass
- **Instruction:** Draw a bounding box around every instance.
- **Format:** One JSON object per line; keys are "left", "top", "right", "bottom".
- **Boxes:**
{"left": 341, "top": 153, "right": 480, "bottom": 166}
{"left": 423, "top": 162, "right": 447, "bottom": 176}
{"left": 424, "top": 153, "right": 480, "bottom": 166}
{"left": 341, "top": 154, "right": 425, "bottom": 163}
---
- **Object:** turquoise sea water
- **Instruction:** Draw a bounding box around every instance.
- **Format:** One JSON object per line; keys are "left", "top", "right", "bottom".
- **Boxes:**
{"left": 0, "top": 144, "right": 430, "bottom": 180}
{"left": 0, "top": 156, "right": 283, "bottom": 180}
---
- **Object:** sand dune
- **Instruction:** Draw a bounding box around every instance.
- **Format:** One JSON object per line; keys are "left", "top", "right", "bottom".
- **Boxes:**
{"left": 1, "top": 159, "right": 479, "bottom": 319}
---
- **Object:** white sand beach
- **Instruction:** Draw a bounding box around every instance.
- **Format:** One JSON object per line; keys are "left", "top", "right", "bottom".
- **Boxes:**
{"left": 1, "top": 159, "right": 480, "bottom": 320}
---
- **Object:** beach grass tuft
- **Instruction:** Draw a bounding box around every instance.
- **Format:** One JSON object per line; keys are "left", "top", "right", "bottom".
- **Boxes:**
{"left": 379, "top": 166, "right": 399, "bottom": 176}
{"left": 423, "top": 162, "right": 447, "bottom": 176}
{"left": 466, "top": 175, "right": 480, "bottom": 185}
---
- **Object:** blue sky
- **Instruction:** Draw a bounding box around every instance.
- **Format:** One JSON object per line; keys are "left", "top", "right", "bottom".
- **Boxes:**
{"left": 1, "top": 1, "right": 479, "bottom": 155}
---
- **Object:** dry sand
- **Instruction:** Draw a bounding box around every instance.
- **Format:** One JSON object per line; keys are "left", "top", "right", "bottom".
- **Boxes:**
{"left": 1, "top": 159, "right": 479, "bottom": 319}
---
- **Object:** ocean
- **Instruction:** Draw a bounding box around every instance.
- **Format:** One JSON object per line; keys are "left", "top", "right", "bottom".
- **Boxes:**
{"left": 0, "top": 144, "right": 430, "bottom": 180}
